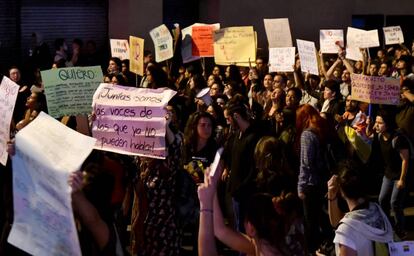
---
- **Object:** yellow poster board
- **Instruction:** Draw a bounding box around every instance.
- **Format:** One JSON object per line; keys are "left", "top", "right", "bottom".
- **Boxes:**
{"left": 214, "top": 26, "right": 256, "bottom": 65}
{"left": 129, "top": 36, "right": 144, "bottom": 76}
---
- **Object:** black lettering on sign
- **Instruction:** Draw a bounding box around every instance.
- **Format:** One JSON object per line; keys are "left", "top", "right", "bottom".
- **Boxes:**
{"left": 144, "top": 127, "right": 156, "bottom": 138}
{"left": 131, "top": 126, "right": 142, "bottom": 137}
{"left": 58, "top": 69, "right": 95, "bottom": 81}
{"left": 129, "top": 140, "right": 155, "bottom": 152}
{"left": 96, "top": 120, "right": 109, "bottom": 131}
{"left": 139, "top": 107, "right": 152, "bottom": 119}
{"left": 113, "top": 123, "right": 128, "bottom": 136}
{"left": 100, "top": 137, "right": 128, "bottom": 148}
{"left": 110, "top": 108, "right": 136, "bottom": 117}
{"left": 98, "top": 87, "right": 131, "bottom": 101}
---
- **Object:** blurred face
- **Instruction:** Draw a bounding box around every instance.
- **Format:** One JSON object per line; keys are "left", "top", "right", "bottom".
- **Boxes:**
{"left": 333, "top": 69, "right": 341, "bottom": 79}
{"left": 369, "top": 64, "right": 378, "bottom": 76}
{"left": 341, "top": 70, "right": 350, "bottom": 82}
{"left": 263, "top": 74, "right": 273, "bottom": 90}
{"left": 273, "top": 75, "right": 285, "bottom": 89}
{"left": 197, "top": 117, "right": 212, "bottom": 140}
{"left": 271, "top": 87, "right": 283, "bottom": 101}
{"left": 323, "top": 87, "right": 335, "bottom": 100}
{"left": 122, "top": 63, "right": 128, "bottom": 73}
{"left": 26, "top": 93, "right": 38, "bottom": 110}
{"left": 103, "top": 76, "right": 111, "bottom": 83}
{"left": 111, "top": 76, "right": 119, "bottom": 85}
{"left": 377, "top": 50, "right": 385, "bottom": 59}
{"left": 397, "top": 60, "right": 406, "bottom": 70}
{"left": 108, "top": 60, "right": 119, "bottom": 73}
{"left": 224, "top": 83, "right": 233, "bottom": 96}
{"left": 206, "top": 105, "right": 216, "bottom": 118}
{"left": 216, "top": 98, "right": 225, "bottom": 109}
{"left": 248, "top": 68, "right": 258, "bottom": 81}
{"left": 224, "top": 109, "right": 235, "bottom": 127}
{"left": 345, "top": 95, "right": 358, "bottom": 112}
{"left": 9, "top": 68, "right": 21, "bottom": 83}
{"left": 256, "top": 59, "right": 264, "bottom": 70}
{"left": 285, "top": 90, "right": 298, "bottom": 108}
{"left": 225, "top": 66, "right": 230, "bottom": 78}
{"left": 189, "top": 77, "right": 195, "bottom": 89}
{"left": 378, "top": 63, "right": 389, "bottom": 76}
{"left": 146, "top": 69, "right": 153, "bottom": 83}
{"left": 374, "top": 116, "right": 387, "bottom": 134}
{"left": 207, "top": 75, "right": 215, "bottom": 87}
{"left": 210, "top": 83, "right": 221, "bottom": 97}
{"left": 213, "top": 66, "right": 220, "bottom": 76}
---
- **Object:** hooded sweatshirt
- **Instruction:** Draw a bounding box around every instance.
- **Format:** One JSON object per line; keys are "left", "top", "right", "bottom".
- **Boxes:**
{"left": 334, "top": 202, "right": 393, "bottom": 256}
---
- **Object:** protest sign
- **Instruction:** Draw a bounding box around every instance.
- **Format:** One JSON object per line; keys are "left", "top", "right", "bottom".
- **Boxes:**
{"left": 41, "top": 66, "right": 103, "bottom": 118}
{"left": 0, "top": 76, "right": 19, "bottom": 166}
{"left": 92, "top": 84, "right": 177, "bottom": 159}
{"left": 320, "top": 29, "right": 344, "bottom": 53}
{"left": 269, "top": 47, "right": 295, "bottom": 72}
{"left": 346, "top": 46, "right": 364, "bottom": 61}
{"left": 351, "top": 73, "right": 400, "bottom": 105}
{"left": 110, "top": 39, "right": 130, "bottom": 60}
{"left": 150, "top": 24, "right": 173, "bottom": 63}
{"left": 296, "top": 39, "right": 319, "bottom": 75}
{"left": 347, "top": 27, "right": 379, "bottom": 49}
{"left": 129, "top": 36, "right": 144, "bottom": 76}
{"left": 192, "top": 24, "right": 219, "bottom": 57}
{"left": 264, "top": 18, "right": 293, "bottom": 48}
{"left": 383, "top": 26, "right": 404, "bottom": 45}
{"left": 182, "top": 23, "right": 203, "bottom": 63}
{"left": 8, "top": 112, "right": 96, "bottom": 256}
{"left": 214, "top": 26, "right": 256, "bottom": 65}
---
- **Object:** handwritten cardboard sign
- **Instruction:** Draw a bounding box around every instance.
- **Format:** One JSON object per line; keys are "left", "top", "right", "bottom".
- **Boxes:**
{"left": 347, "top": 27, "right": 379, "bottom": 49}
{"left": 351, "top": 73, "right": 400, "bottom": 105}
{"left": 41, "top": 66, "right": 103, "bottom": 118}
{"left": 383, "top": 26, "right": 404, "bottom": 45}
{"left": 192, "top": 25, "right": 217, "bottom": 57}
{"left": 150, "top": 24, "right": 173, "bottom": 63}
{"left": 320, "top": 29, "right": 344, "bottom": 53}
{"left": 8, "top": 112, "right": 96, "bottom": 256}
{"left": 297, "top": 39, "right": 319, "bottom": 75}
{"left": 92, "top": 84, "right": 177, "bottom": 159}
{"left": 0, "top": 76, "right": 19, "bottom": 166}
{"left": 346, "top": 46, "right": 364, "bottom": 61}
{"left": 110, "top": 39, "right": 130, "bottom": 60}
{"left": 214, "top": 26, "right": 256, "bottom": 65}
{"left": 181, "top": 23, "right": 203, "bottom": 63}
{"left": 263, "top": 18, "right": 293, "bottom": 48}
{"left": 129, "top": 36, "right": 145, "bottom": 76}
{"left": 269, "top": 47, "right": 295, "bottom": 72}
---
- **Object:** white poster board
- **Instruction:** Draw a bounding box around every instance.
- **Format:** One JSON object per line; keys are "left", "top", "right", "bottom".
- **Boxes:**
{"left": 0, "top": 76, "right": 19, "bottom": 165}
{"left": 150, "top": 24, "right": 174, "bottom": 63}
{"left": 110, "top": 39, "right": 130, "bottom": 60}
{"left": 8, "top": 112, "right": 96, "bottom": 256}
{"left": 269, "top": 47, "right": 295, "bottom": 72}
{"left": 297, "top": 39, "right": 319, "bottom": 75}
{"left": 383, "top": 26, "right": 404, "bottom": 45}
{"left": 320, "top": 29, "right": 344, "bottom": 53}
{"left": 264, "top": 18, "right": 293, "bottom": 48}
{"left": 347, "top": 27, "right": 379, "bottom": 49}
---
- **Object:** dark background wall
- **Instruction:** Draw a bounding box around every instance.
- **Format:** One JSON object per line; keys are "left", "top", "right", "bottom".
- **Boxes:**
{"left": 1, "top": 0, "right": 413, "bottom": 72}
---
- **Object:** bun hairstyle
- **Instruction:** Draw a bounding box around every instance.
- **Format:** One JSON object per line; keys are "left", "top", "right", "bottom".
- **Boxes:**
{"left": 245, "top": 193, "right": 287, "bottom": 252}
{"left": 224, "top": 94, "right": 250, "bottom": 120}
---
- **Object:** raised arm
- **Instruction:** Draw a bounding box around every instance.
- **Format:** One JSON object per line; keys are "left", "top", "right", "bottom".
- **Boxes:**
{"left": 212, "top": 194, "right": 255, "bottom": 254}
{"left": 69, "top": 171, "right": 110, "bottom": 250}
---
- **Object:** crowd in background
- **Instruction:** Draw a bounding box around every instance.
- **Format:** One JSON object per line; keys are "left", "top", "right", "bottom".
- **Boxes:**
{"left": 0, "top": 27, "right": 414, "bottom": 256}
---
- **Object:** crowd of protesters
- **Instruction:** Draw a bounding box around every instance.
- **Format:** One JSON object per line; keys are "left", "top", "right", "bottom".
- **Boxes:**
{"left": 0, "top": 26, "right": 414, "bottom": 256}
